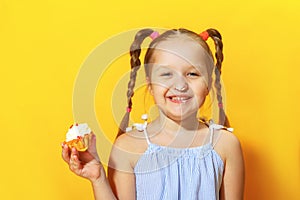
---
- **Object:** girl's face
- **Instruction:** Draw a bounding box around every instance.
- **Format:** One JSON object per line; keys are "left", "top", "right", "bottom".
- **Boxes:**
{"left": 148, "top": 39, "right": 212, "bottom": 121}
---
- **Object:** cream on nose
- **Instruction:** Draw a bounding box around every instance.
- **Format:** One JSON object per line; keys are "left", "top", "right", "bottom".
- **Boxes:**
{"left": 173, "top": 76, "right": 188, "bottom": 92}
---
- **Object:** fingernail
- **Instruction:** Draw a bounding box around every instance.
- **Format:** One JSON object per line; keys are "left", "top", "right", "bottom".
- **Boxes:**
{"left": 61, "top": 141, "right": 67, "bottom": 147}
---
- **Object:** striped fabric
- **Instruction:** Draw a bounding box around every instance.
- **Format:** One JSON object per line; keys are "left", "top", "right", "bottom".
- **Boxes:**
{"left": 134, "top": 125, "right": 224, "bottom": 200}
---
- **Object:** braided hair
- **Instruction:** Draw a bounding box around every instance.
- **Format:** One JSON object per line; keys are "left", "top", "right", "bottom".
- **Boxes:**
{"left": 206, "top": 28, "right": 230, "bottom": 127}
{"left": 117, "top": 29, "right": 154, "bottom": 137}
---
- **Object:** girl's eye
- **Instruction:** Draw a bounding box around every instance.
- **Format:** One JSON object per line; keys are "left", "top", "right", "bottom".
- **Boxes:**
{"left": 160, "top": 72, "right": 172, "bottom": 77}
{"left": 187, "top": 72, "right": 200, "bottom": 77}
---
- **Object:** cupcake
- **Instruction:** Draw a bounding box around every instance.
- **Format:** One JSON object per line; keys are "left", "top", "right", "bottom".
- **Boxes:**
{"left": 64, "top": 123, "right": 91, "bottom": 151}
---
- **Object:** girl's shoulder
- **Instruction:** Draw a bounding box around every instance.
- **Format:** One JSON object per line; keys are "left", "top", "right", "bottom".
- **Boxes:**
{"left": 109, "top": 130, "right": 149, "bottom": 172}
{"left": 217, "top": 129, "right": 241, "bottom": 146}
{"left": 114, "top": 129, "right": 149, "bottom": 154}
{"left": 214, "top": 129, "right": 243, "bottom": 162}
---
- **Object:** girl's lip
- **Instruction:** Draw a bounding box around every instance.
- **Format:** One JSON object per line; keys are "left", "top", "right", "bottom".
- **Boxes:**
{"left": 166, "top": 95, "right": 192, "bottom": 103}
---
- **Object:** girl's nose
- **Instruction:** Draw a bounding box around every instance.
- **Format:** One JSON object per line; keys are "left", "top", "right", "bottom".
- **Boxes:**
{"left": 173, "top": 76, "right": 188, "bottom": 92}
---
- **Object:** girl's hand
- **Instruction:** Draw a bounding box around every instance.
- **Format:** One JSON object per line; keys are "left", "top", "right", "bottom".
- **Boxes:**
{"left": 62, "top": 133, "right": 106, "bottom": 183}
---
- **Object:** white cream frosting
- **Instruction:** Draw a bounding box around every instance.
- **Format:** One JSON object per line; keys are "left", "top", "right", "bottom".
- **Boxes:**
{"left": 66, "top": 123, "right": 91, "bottom": 142}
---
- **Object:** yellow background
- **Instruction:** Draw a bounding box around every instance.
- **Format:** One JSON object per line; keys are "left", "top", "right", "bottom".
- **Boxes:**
{"left": 1, "top": 0, "right": 299, "bottom": 199}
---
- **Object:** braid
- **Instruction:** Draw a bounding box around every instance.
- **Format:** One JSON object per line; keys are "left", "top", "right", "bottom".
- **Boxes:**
{"left": 206, "top": 29, "right": 230, "bottom": 127}
{"left": 117, "top": 29, "right": 154, "bottom": 137}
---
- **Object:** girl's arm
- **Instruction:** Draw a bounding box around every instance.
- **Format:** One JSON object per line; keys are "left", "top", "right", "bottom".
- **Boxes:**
{"left": 91, "top": 177, "right": 117, "bottom": 200}
{"left": 107, "top": 134, "right": 137, "bottom": 200}
{"left": 219, "top": 132, "right": 245, "bottom": 200}
{"left": 62, "top": 133, "right": 117, "bottom": 200}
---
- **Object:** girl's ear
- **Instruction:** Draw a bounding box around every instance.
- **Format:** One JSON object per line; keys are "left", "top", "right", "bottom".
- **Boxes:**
{"left": 146, "top": 77, "right": 153, "bottom": 95}
{"left": 206, "top": 86, "right": 210, "bottom": 96}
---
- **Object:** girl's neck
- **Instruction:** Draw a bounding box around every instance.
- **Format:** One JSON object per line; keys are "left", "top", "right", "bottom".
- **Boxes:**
{"left": 155, "top": 111, "right": 202, "bottom": 135}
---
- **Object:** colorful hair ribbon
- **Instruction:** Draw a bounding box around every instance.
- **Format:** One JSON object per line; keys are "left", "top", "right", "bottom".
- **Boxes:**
{"left": 149, "top": 31, "right": 160, "bottom": 40}
{"left": 126, "top": 107, "right": 132, "bottom": 113}
{"left": 199, "top": 31, "right": 209, "bottom": 41}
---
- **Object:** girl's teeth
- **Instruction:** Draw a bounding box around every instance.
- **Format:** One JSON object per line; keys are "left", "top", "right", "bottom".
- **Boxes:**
{"left": 171, "top": 97, "right": 188, "bottom": 101}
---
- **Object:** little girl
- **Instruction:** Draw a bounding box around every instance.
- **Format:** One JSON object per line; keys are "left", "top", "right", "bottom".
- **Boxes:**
{"left": 62, "top": 28, "right": 245, "bottom": 200}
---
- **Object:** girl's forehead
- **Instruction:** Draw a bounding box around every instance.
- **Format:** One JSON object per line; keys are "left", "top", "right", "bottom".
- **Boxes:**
{"left": 152, "top": 38, "right": 214, "bottom": 70}
{"left": 147, "top": 37, "right": 214, "bottom": 89}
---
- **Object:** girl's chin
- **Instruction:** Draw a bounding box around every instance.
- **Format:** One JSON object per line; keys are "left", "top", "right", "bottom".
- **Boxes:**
{"left": 163, "top": 110, "right": 198, "bottom": 122}
{"left": 156, "top": 102, "right": 201, "bottom": 121}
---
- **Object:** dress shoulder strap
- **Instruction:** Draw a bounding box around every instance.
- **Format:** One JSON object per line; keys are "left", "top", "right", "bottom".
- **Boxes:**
{"left": 143, "top": 127, "right": 151, "bottom": 145}
{"left": 208, "top": 120, "right": 234, "bottom": 147}
{"left": 126, "top": 114, "right": 150, "bottom": 145}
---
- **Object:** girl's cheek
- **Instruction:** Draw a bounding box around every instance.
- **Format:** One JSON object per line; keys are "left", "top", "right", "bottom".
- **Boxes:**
{"left": 150, "top": 78, "right": 172, "bottom": 89}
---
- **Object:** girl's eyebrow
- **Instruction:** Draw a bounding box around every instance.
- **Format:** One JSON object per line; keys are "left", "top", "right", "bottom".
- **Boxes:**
{"left": 153, "top": 64, "right": 170, "bottom": 68}
{"left": 152, "top": 64, "right": 172, "bottom": 72}
{"left": 154, "top": 64, "right": 200, "bottom": 71}
{"left": 152, "top": 64, "right": 203, "bottom": 75}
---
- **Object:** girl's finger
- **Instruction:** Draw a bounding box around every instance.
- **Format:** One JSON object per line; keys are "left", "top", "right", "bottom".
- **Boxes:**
{"left": 70, "top": 147, "right": 79, "bottom": 158}
{"left": 69, "top": 153, "right": 81, "bottom": 174}
{"left": 61, "top": 143, "right": 70, "bottom": 164}
{"left": 88, "top": 133, "right": 100, "bottom": 162}
{"left": 89, "top": 132, "right": 96, "bottom": 148}
{"left": 70, "top": 148, "right": 80, "bottom": 166}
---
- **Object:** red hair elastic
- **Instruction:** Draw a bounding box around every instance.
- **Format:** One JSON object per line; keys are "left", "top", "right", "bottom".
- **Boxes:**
{"left": 199, "top": 31, "right": 209, "bottom": 41}
{"left": 126, "top": 107, "right": 132, "bottom": 113}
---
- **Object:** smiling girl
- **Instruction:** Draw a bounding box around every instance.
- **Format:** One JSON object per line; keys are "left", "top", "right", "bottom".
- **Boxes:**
{"left": 62, "top": 28, "right": 245, "bottom": 200}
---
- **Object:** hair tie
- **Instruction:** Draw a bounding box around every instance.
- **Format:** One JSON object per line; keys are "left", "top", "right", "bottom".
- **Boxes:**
{"left": 126, "top": 107, "right": 132, "bottom": 113}
{"left": 199, "top": 31, "right": 209, "bottom": 41}
{"left": 218, "top": 103, "right": 223, "bottom": 108}
{"left": 149, "top": 31, "right": 160, "bottom": 40}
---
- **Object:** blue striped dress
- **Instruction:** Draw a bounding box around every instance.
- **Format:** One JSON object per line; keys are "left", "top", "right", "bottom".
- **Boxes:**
{"left": 134, "top": 123, "right": 224, "bottom": 200}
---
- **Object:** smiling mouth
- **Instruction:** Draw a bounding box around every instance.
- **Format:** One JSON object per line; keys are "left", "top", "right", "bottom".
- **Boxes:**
{"left": 167, "top": 96, "right": 192, "bottom": 103}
